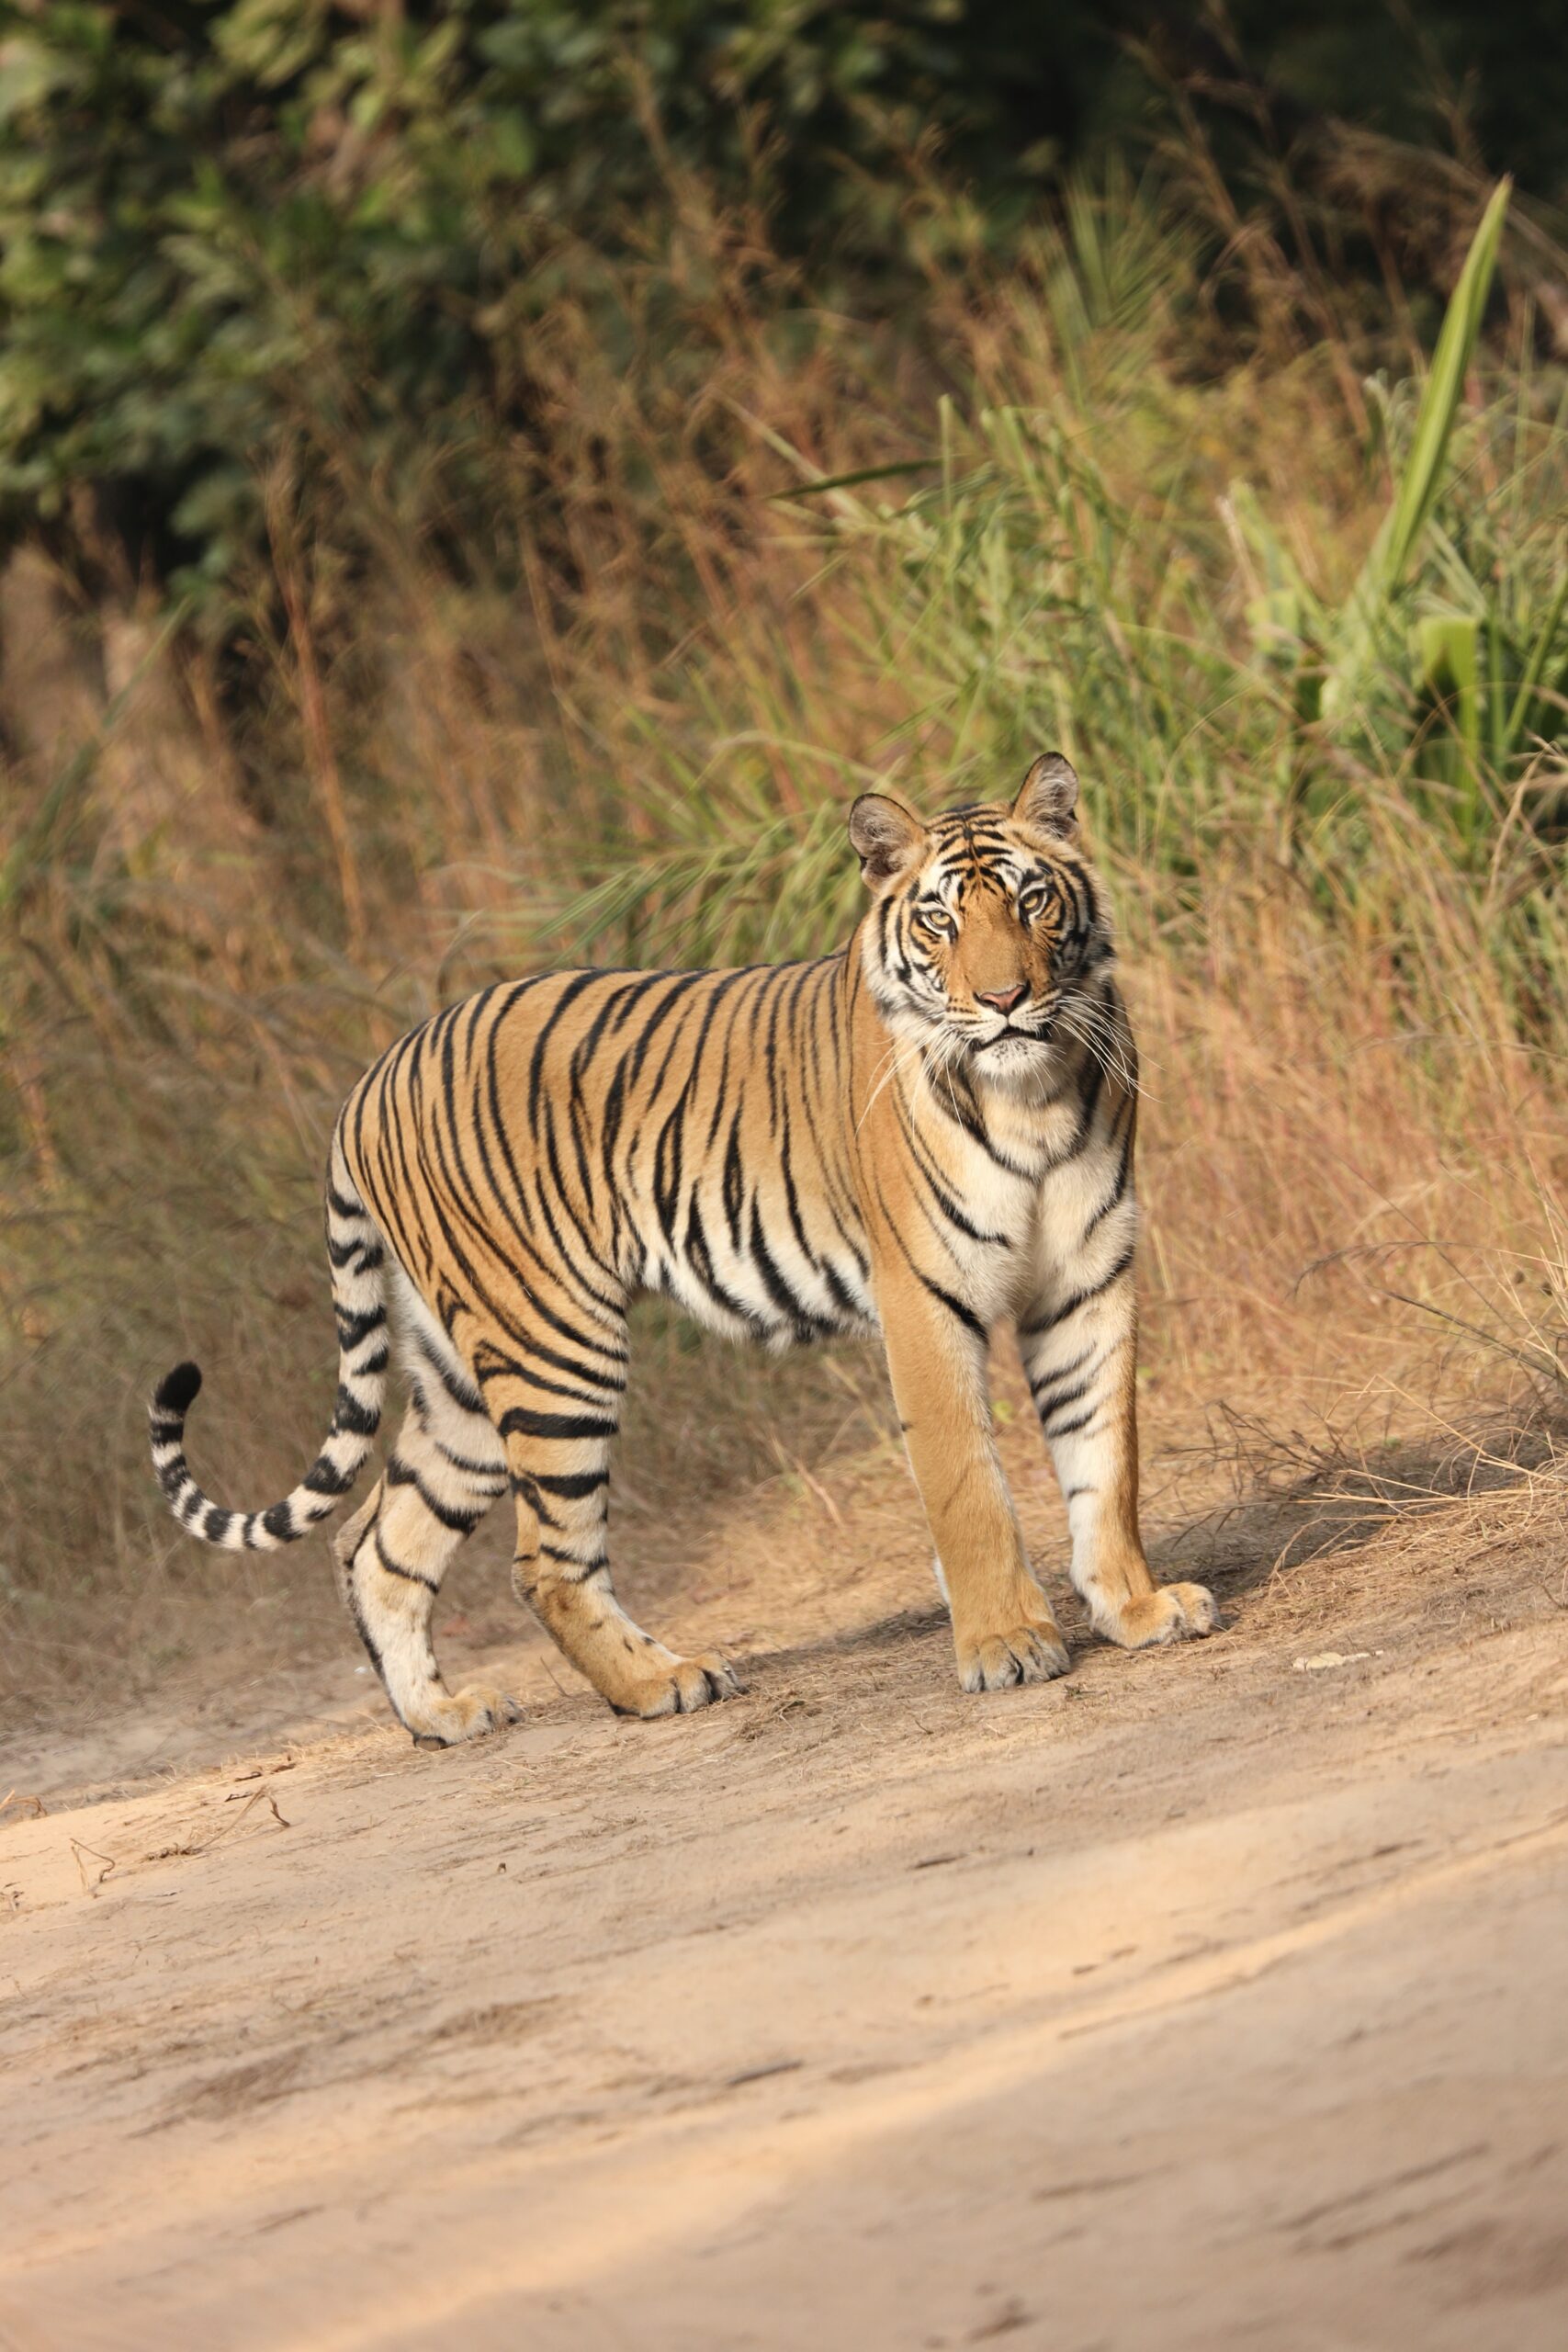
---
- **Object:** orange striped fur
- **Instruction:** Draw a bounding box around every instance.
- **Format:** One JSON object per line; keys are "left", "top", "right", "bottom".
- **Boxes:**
{"left": 151, "top": 754, "right": 1214, "bottom": 1740}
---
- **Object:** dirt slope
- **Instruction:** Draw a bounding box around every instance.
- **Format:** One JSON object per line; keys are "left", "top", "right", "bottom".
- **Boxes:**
{"left": 3, "top": 1408, "right": 1567, "bottom": 2351}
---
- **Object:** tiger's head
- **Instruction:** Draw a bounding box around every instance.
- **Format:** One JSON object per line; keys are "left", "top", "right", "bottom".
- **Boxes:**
{"left": 848, "top": 752, "right": 1111, "bottom": 1087}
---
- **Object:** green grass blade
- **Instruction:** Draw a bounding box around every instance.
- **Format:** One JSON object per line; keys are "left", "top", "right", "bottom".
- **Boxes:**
{"left": 1374, "top": 180, "right": 1511, "bottom": 597}
{"left": 1504, "top": 557, "right": 1568, "bottom": 752}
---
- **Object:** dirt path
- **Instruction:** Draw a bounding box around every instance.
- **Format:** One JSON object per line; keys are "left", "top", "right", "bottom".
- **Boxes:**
{"left": 4, "top": 1415, "right": 1567, "bottom": 2350}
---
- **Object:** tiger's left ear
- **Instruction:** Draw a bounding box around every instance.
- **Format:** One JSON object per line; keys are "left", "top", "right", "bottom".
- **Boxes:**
{"left": 1012, "top": 752, "right": 1079, "bottom": 840}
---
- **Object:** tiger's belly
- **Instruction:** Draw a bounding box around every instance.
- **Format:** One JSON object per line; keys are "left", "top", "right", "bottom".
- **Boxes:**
{"left": 628, "top": 1121, "right": 1043, "bottom": 1352}
{"left": 631, "top": 1160, "right": 880, "bottom": 1349}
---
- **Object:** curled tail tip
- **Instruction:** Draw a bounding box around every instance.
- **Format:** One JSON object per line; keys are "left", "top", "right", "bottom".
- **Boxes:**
{"left": 152, "top": 1360, "right": 203, "bottom": 1421}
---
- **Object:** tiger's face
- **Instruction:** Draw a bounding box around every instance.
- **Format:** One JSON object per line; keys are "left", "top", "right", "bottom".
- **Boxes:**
{"left": 849, "top": 752, "right": 1110, "bottom": 1086}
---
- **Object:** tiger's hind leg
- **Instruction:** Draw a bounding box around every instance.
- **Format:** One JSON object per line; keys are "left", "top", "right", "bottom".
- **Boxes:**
{"left": 510, "top": 1446, "right": 742, "bottom": 1718}
{"left": 485, "top": 1334, "right": 742, "bottom": 1719}
{"left": 333, "top": 1371, "right": 515, "bottom": 1746}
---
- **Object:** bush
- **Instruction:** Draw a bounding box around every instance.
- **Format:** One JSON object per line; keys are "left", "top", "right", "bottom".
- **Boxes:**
{"left": 0, "top": 0, "right": 1110, "bottom": 604}
{"left": 3, "top": 3, "right": 1564, "bottom": 611}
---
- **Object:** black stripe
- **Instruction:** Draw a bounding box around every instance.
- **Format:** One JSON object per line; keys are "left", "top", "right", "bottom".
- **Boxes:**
{"left": 1027, "top": 1340, "right": 1095, "bottom": 1400}
{"left": 499, "top": 1406, "right": 618, "bottom": 1444}
{"left": 722, "top": 1110, "right": 746, "bottom": 1252}
{"left": 819, "top": 1258, "right": 864, "bottom": 1320}
{"left": 335, "top": 1304, "right": 388, "bottom": 1351}
{"left": 1044, "top": 1046, "right": 1106, "bottom": 1170}
{"left": 413, "top": 1329, "right": 484, "bottom": 1413}
{"left": 303, "top": 1451, "right": 359, "bottom": 1497}
{"left": 682, "top": 1193, "right": 768, "bottom": 1333}
{"left": 749, "top": 1200, "right": 829, "bottom": 1337}
{"left": 1037, "top": 1377, "right": 1094, "bottom": 1430}
{"left": 525, "top": 970, "right": 606, "bottom": 1129}
{"left": 431, "top": 1433, "right": 507, "bottom": 1479}
{"left": 914, "top": 1266, "right": 987, "bottom": 1340}
{"left": 1017, "top": 1244, "right": 1134, "bottom": 1340}
{"left": 529, "top": 1467, "right": 610, "bottom": 1500}
{"left": 1043, "top": 1406, "right": 1102, "bottom": 1441}
{"left": 385, "top": 1456, "right": 491, "bottom": 1533}
{"left": 503, "top": 1364, "right": 618, "bottom": 1410}
{"left": 328, "top": 1234, "right": 384, "bottom": 1272}
{"left": 372, "top": 1532, "right": 439, "bottom": 1589}
{"left": 1081, "top": 1136, "right": 1133, "bottom": 1239}
{"left": 332, "top": 1385, "right": 381, "bottom": 1437}
{"left": 538, "top": 1539, "right": 607, "bottom": 1569}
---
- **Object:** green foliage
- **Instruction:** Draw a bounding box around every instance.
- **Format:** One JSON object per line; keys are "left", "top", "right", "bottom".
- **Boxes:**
{"left": 0, "top": 0, "right": 1090, "bottom": 601}
{"left": 547, "top": 176, "right": 1567, "bottom": 1017}
{"left": 6, "top": 3, "right": 1566, "bottom": 614}
{"left": 1225, "top": 186, "right": 1568, "bottom": 835}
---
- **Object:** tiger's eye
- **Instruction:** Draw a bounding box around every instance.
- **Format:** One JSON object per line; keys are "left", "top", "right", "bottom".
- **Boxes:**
{"left": 917, "top": 903, "right": 956, "bottom": 939}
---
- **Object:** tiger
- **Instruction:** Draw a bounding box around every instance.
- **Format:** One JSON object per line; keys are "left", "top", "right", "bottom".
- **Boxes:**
{"left": 148, "top": 752, "right": 1216, "bottom": 1743}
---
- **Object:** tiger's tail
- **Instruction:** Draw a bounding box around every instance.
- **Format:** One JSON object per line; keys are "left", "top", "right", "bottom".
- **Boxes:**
{"left": 148, "top": 1133, "right": 389, "bottom": 1551}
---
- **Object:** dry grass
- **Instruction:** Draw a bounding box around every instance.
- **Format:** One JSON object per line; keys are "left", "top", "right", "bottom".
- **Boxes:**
{"left": 3, "top": 165, "right": 1567, "bottom": 1716}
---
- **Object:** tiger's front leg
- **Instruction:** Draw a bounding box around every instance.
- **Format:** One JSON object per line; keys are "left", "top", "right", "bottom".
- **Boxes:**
{"left": 1020, "top": 1246, "right": 1217, "bottom": 1649}
{"left": 878, "top": 1269, "right": 1070, "bottom": 1690}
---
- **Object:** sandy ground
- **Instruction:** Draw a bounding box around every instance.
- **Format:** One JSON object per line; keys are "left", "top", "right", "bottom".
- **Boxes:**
{"left": 4, "top": 1384, "right": 1568, "bottom": 2351}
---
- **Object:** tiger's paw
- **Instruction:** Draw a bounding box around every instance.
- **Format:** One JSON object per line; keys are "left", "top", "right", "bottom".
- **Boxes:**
{"left": 613, "top": 1649, "right": 745, "bottom": 1720}
{"left": 409, "top": 1686, "right": 524, "bottom": 1747}
{"left": 957, "top": 1622, "right": 1072, "bottom": 1692}
{"left": 1100, "top": 1582, "right": 1219, "bottom": 1650}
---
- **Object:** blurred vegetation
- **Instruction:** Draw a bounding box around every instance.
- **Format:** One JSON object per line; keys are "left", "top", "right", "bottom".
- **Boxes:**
{"left": 2, "top": 2, "right": 1566, "bottom": 605}
{"left": 3, "top": 6, "right": 1568, "bottom": 1712}
{"left": 0, "top": 0, "right": 1100, "bottom": 601}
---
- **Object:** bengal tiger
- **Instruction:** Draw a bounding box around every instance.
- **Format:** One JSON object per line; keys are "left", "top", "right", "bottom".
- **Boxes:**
{"left": 149, "top": 752, "right": 1216, "bottom": 1742}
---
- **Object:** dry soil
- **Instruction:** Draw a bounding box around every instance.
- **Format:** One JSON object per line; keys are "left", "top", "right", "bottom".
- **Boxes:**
{"left": 3, "top": 1385, "right": 1567, "bottom": 2350}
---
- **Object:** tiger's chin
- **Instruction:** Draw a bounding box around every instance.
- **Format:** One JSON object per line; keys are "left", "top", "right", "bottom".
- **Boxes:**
{"left": 968, "top": 1031, "right": 1058, "bottom": 1091}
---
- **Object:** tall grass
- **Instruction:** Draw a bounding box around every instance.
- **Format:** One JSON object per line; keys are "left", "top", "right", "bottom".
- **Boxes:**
{"left": 3, "top": 164, "right": 1566, "bottom": 1711}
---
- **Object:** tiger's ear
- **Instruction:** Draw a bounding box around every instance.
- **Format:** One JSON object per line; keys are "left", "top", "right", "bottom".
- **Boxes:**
{"left": 1012, "top": 752, "right": 1079, "bottom": 840}
{"left": 848, "top": 792, "right": 927, "bottom": 894}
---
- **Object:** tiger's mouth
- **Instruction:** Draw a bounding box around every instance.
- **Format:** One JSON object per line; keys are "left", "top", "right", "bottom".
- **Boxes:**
{"left": 971, "top": 1020, "right": 1055, "bottom": 1056}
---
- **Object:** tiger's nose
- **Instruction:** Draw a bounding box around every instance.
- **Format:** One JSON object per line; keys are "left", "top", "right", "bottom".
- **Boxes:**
{"left": 976, "top": 981, "right": 1028, "bottom": 1016}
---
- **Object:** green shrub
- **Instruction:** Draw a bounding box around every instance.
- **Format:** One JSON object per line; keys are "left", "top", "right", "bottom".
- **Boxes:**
{"left": 0, "top": 1, "right": 1100, "bottom": 605}
{"left": 4, "top": 4, "right": 1565, "bottom": 615}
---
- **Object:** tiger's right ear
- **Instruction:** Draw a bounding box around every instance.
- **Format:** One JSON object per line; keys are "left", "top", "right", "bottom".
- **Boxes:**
{"left": 848, "top": 793, "right": 927, "bottom": 895}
